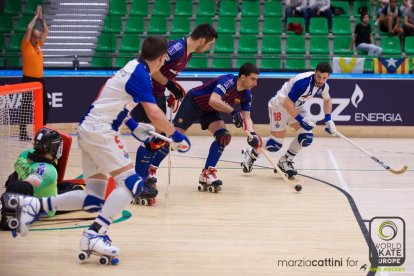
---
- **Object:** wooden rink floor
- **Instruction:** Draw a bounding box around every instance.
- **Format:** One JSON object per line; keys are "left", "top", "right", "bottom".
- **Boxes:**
{"left": 0, "top": 135, "right": 413, "bottom": 276}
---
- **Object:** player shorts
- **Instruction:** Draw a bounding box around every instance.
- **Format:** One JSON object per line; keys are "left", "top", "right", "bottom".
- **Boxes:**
{"left": 78, "top": 122, "right": 132, "bottom": 178}
{"left": 173, "top": 94, "right": 223, "bottom": 131}
{"left": 268, "top": 101, "right": 308, "bottom": 132}
{"left": 130, "top": 95, "right": 167, "bottom": 123}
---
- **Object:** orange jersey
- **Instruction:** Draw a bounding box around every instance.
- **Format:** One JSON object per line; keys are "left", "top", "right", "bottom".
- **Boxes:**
{"left": 21, "top": 39, "right": 44, "bottom": 78}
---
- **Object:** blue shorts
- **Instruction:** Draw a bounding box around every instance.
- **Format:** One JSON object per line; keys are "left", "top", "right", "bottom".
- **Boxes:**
{"left": 173, "top": 95, "right": 223, "bottom": 131}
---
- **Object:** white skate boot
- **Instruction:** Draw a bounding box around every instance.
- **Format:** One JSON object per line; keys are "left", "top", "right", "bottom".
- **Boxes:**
{"left": 15, "top": 195, "right": 40, "bottom": 237}
{"left": 241, "top": 147, "right": 259, "bottom": 173}
{"left": 198, "top": 166, "right": 222, "bottom": 193}
{"left": 277, "top": 155, "right": 297, "bottom": 179}
{"left": 147, "top": 165, "right": 158, "bottom": 185}
{"left": 79, "top": 229, "right": 120, "bottom": 265}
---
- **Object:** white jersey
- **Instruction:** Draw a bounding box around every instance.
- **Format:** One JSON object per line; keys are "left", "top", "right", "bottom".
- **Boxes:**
{"left": 80, "top": 59, "right": 156, "bottom": 131}
{"left": 269, "top": 71, "right": 331, "bottom": 109}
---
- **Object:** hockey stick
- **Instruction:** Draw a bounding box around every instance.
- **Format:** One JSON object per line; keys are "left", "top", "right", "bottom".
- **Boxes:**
{"left": 334, "top": 130, "right": 408, "bottom": 175}
{"left": 148, "top": 131, "right": 172, "bottom": 143}
{"left": 244, "top": 130, "right": 302, "bottom": 192}
{"left": 166, "top": 110, "right": 173, "bottom": 198}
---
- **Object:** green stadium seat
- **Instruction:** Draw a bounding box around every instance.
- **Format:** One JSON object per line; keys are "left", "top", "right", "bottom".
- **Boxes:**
{"left": 194, "top": 16, "right": 214, "bottom": 27}
{"left": 239, "top": 17, "right": 259, "bottom": 34}
{"left": 188, "top": 55, "right": 209, "bottom": 69}
{"left": 219, "top": 1, "right": 238, "bottom": 17}
{"left": 6, "top": 34, "right": 24, "bottom": 52}
{"left": 125, "top": 16, "right": 145, "bottom": 34}
{"left": 310, "top": 36, "right": 330, "bottom": 55}
{"left": 217, "top": 16, "right": 236, "bottom": 34}
{"left": 3, "top": 0, "right": 21, "bottom": 15}
{"left": 91, "top": 56, "right": 113, "bottom": 67}
{"left": 381, "top": 36, "right": 401, "bottom": 55}
{"left": 213, "top": 35, "right": 234, "bottom": 53}
{"left": 285, "top": 56, "right": 307, "bottom": 70}
{"left": 236, "top": 56, "right": 257, "bottom": 68}
{"left": 152, "top": 0, "right": 171, "bottom": 16}
{"left": 107, "top": 0, "right": 126, "bottom": 16}
{"left": 119, "top": 34, "right": 140, "bottom": 53}
{"left": 95, "top": 34, "right": 117, "bottom": 52}
{"left": 130, "top": 0, "right": 149, "bottom": 16}
{"left": 102, "top": 16, "right": 123, "bottom": 34}
{"left": 212, "top": 57, "right": 233, "bottom": 69}
{"left": 15, "top": 15, "right": 33, "bottom": 33}
{"left": 115, "top": 56, "right": 131, "bottom": 67}
{"left": 241, "top": 1, "right": 260, "bottom": 17}
{"left": 333, "top": 36, "right": 354, "bottom": 55}
{"left": 310, "top": 56, "right": 330, "bottom": 70}
{"left": 309, "top": 17, "right": 329, "bottom": 35}
{"left": 261, "top": 56, "right": 282, "bottom": 70}
{"left": 261, "top": 36, "right": 281, "bottom": 54}
{"left": 404, "top": 36, "right": 414, "bottom": 55}
{"left": 286, "top": 17, "right": 305, "bottom": 35}
{"left": 353, "top": 1, "right": 372, "bottom": 17}
{"left": 169, "top": 33, "right": 187, "bottom": 40}
{"left": 238, "top": 35, "right": 258, "bottom": 54}
{"left": 331, "top": 1, "right": 350, "bottom": 17}
{"left": 148, "top": 16, "right": 168, "bottom": 34}
{"left": 3, "top": 54, "right": 21, "bottom": 67}
{"left": 0, "top": 15, "right": 14, "bottom": 33}
{"left": 174, "top": 0, "right": 193, "bottom": 16}
{"left": 171, "top": 16, "right": 191, "bottom": 34}
{"left": 0, "top": 34, "right": 4, "bottom": 50}
{"left": 264, "top": 1, "right": 283, "bottom": 17}
{"left": 332, "top": 18, "right": 352, "bottom": 35}
{"left": 196, "top": 1, "right": 216, "bottom": 17}
{"left": 263, "top": 17, "right": 283, "bottom": 35}
{"left": 286, "top": 35, "right": 306, "bottom": 54}
{"left": 23, "top": 0, "right": 43, "bottom": 15}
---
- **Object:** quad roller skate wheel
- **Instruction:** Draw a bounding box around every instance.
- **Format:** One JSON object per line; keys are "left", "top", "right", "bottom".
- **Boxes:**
{"left": 8, "top": 218, "right": 18, "bottom": 229}
{"left": 78, "top": 251, "right": 89, "bottom": 262}
{"left": 208, "top": 186, "right": 215, "bottom": 193}
{"left": 140, "top": 199, "right": 148, "bottom": 205}
{"left": 99, "top": 256, "right": 110, "bottom": 265}
{"left": 8, "top": 197, "right": 18, "bottom": 208}
{"left": 197, "top": 184, "right": 204, "bottom": 192}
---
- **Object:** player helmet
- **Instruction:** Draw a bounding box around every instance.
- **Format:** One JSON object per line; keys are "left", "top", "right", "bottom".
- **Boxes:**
{"left": 33, "top": 127, "right": 63, "bottom": 159}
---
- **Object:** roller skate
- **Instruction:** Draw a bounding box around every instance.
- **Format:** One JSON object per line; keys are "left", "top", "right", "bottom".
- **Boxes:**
{"left": 6, "top": 194, "right": 40, "bottom": 237}
{"left": 198, "top": 166, "right": 222, "bottom": 193}
{"left": 131, "top": 181, "right": 158, "bottom": 206}
{"left": 0, "top": 193, "right": 20, "bottom": 230}
{"left": 276, "top": 155, "right": 297, "bottom": 180}
{"left": 78, "top": 229, "right": 120, "bottom": 265}
{"left": 240, "top": 147, "right": 259, "bottom": 173}
{"left": 147, "top": 165, "right": 158, "bottom": 185}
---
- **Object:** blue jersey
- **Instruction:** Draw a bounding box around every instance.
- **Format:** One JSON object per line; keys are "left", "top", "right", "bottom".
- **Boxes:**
{"left": 189, "top": 74, "right": 252, "bottom": 113}
{"left": 80, "top": 58, "right": 156, "bottom": 131}
{"left": 153, "top": 37, "right": 192, "bottom": 97}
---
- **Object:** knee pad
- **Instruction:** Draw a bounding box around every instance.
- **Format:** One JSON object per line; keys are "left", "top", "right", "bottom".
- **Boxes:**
{"left": 298, "top": 132, "right": 313, "bottom": 147}
{"left": 214, "top": 129, "right": 231, "bottom": 148}
{"left": 83, "top": 195, "right": 105, "bottom": 213}
{"left": 124, "top": 173, "right": 144, "bottom": 197}
{"left": 266, "top": 136, "right": 283, "bottom": 152}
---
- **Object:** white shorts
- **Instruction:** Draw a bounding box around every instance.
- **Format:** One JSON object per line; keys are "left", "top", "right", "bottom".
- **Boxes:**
{"left": 78, "top": 122, "right": 132, "bottom": 178}
{"left": 268, "top": 101, "right": 308, "bottom": 132}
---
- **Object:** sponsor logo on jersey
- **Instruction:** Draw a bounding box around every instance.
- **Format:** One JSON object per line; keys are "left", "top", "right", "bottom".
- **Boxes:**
{"left": 167, "top": 42, "right": 183, "bottom": 56}
{"left": 217, "top": 84, "right": 226, "bottom": 94}
{"left": 178, "top": 118, "right": 183, "bottom": 124}
{"left": 234, "top": 98, "right": 241, "bottom": 104}
{"left": 223, "top": 79, "right": 234, "bottom": 90}
{"left": 36, "top": 163, "right": 46, "bottom": 175}
{"left": 169, "top": 68, "right": 179, "bottom": 75}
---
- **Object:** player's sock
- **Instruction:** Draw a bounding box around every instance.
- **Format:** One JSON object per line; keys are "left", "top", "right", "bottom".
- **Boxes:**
{"left": 205, "top": 141, "right": 223, "bottom": 169}
{"left": 135, "top": 145, "right": 154, "bottom": 178}
{"left": 286, "top": 138, "right": 301, "bottom": 159}
{"left": 94, "top": 172, "right": 135, "bottom": 234}
{"left": 151, "top": 144, "right": 169, "bottom": 167}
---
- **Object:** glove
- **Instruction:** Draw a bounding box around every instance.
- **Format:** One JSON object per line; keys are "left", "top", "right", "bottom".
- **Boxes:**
{"left": 231, "top": 110, "right": 243, "bottom": 128}
{"left": 247, "top": 132, "right": 263, "bottom": 148}
{"left": 125, "top": 118, "right": 155, "bottom": 143}
{"left": 295, "top": 114, "right": 315, "bottom": 131}
{"left": 170, "top": 130, "right": 191, "bottom": 153}
{"left": 324, "top": 114, "right": 336, "bottom": 135}
{"left": 165, "top": 80, "right": 186, "bottom": 100}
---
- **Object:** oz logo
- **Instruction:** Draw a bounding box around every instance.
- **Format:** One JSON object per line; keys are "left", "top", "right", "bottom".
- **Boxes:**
{"left": 369, "top": 217, "right": 405, "bottom": 266}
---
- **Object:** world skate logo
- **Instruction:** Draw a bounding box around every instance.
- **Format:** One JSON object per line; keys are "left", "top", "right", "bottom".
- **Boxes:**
{"left": 369, "top": 217, "right": 405, "bottom": 267}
